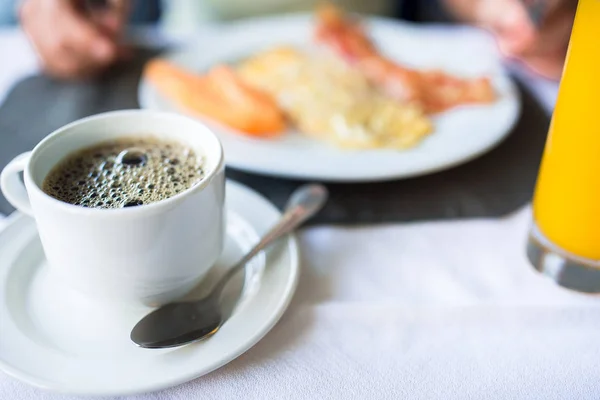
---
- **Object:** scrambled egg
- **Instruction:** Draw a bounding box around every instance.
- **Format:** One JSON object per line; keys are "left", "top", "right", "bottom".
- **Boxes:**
{"left": 237, "top": 47, "right": 433, "bottom": 149}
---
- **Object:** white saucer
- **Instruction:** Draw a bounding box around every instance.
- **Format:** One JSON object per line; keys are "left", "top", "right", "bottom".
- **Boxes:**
{"left": 0, "top": 181, "right": 299, "bottom": 396}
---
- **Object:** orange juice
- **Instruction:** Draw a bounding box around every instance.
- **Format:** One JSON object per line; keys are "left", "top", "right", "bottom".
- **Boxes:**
{"left": 533, "top": 0, "right": 600, "bottom": 260}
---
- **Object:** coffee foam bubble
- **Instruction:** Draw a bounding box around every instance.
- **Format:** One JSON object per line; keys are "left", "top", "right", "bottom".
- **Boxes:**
{"left": 43, "top": 137, "right": 204, "bottom": 209}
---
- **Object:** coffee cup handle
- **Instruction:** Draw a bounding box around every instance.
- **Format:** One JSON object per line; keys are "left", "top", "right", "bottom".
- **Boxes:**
{"left": 1, "top": 152, "right": 33, "bottom": 216}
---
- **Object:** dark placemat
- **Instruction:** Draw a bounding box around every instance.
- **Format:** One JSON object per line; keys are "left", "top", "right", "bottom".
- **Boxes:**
{"left": 0, "top": 48, "right": 550, "bottom": 223}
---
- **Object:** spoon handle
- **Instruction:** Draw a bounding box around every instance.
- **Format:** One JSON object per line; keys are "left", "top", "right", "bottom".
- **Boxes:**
{"left": 210, "top": 184, "right": 328, "bottom": 295}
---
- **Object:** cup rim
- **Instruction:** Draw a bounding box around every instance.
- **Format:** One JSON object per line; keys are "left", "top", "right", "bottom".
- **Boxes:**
{"left": 24, "top": 109, "right": 224, "bottom": 217}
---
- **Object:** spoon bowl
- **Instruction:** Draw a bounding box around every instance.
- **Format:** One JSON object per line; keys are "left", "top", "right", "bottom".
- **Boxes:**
{"left": 131, "top": 183, "right": 328, "bottom": 348}
{"left": 131, "top": 297, "right": 222, "bottom": 349}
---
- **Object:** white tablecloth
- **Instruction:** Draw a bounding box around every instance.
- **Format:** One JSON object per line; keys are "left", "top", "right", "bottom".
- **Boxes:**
{"left": 2, "top": 27, "right": 599, "bottom": 400}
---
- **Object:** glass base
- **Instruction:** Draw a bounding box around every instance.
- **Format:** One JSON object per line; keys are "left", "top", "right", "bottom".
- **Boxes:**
{"left": 527, "top": 224, "right": 600, "bottom": 293}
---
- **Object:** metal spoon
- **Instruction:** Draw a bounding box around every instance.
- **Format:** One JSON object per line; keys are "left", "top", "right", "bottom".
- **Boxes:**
{"left": 130, "top": 184, "right": 328, "bottom": 349}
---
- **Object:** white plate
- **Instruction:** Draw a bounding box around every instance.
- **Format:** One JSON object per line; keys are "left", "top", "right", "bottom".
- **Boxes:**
{"left": 0, "top": 181, "right": 299, "bottom": 396}
{"left": 139, "top": 14, "right": 520, "bottom": 182}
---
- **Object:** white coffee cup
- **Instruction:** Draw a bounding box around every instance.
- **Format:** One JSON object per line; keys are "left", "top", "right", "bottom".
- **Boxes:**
{"left": 0, "top": 110, "right": 225, "bottom": 305}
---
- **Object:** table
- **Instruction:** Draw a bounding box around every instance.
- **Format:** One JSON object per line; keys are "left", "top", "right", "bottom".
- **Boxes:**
{"left": 2, "top": 27, "right": 600, "bottom": 400}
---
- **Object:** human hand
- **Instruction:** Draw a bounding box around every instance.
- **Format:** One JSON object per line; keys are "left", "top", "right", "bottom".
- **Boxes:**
{"left": 19, "top": 0, "right": 130, "bottom": 79}
{"left": 476, "top": 0, "right": 577, "bottom": 79}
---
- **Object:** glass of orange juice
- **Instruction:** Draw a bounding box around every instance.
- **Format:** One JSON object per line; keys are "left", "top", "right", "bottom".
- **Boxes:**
{"left": 527, "top": 0, "right": 600, "bottom": 292}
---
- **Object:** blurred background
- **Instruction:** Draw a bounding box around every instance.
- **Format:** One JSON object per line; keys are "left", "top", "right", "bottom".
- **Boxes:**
{"left": 0, "top": 0, "right": 578, "bottom": 216}
{"left": 0, "top": 0, "right": 576, "bottom": 82}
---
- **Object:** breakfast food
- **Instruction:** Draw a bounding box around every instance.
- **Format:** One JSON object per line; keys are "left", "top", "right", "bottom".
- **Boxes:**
{"left": 238, "top": 46, "right": 432, "bottom": 149}
{"left": 145, "top": 61, "right": 285, "bottom": 136}
{"left": 43, "top": 137, "right": 204, "bottom": 208}
{"left": 144, "top": 4, "right": 497, "bottom": 149}
{"left": 314, "top": 4, "right": 496, "bottom": 113}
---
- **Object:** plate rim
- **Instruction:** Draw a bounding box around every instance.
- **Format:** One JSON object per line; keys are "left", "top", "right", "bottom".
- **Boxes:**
{"left": 138, "top": 13, "right": 521, "bottom": 182}
{"left": 0, "top": 180, "right": 300, "bottom": 396}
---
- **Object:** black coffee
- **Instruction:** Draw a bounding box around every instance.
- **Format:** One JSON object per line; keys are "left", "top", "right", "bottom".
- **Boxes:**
{"left": 43, "top": 137, "right": 204, "bottom": 209}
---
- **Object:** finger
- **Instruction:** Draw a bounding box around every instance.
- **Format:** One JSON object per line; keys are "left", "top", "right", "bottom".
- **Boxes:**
{"left": 480, "top": 0, "right": 537, "bottom": 56}
{"left": 59, "top": 2, "right": 118, "bottom": 63}
{"left": 536, "top": 2, "right": 576, "bottom": 48}
{"left": 516, "top": 1, "right": 575, "bottom": 59}
{"left": 19, "top": 0, "right": 113, "bottom": 79}
{"left": 39, "top": 38, "right": 98, "bottom": 79}
{"left": 86, "top": 0, "right": 130, "bottom": 39}
{"left": 495, "top": 20, "right": 537, "bottom": 56}
{"left": 31, "top": 26, "right": 103, "bottom": 79}
{"left": 19, "top": 6, "right": 79, "bottom": 77}
{"left": 37, "top": 40, "right": 93, "bottom": 79}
